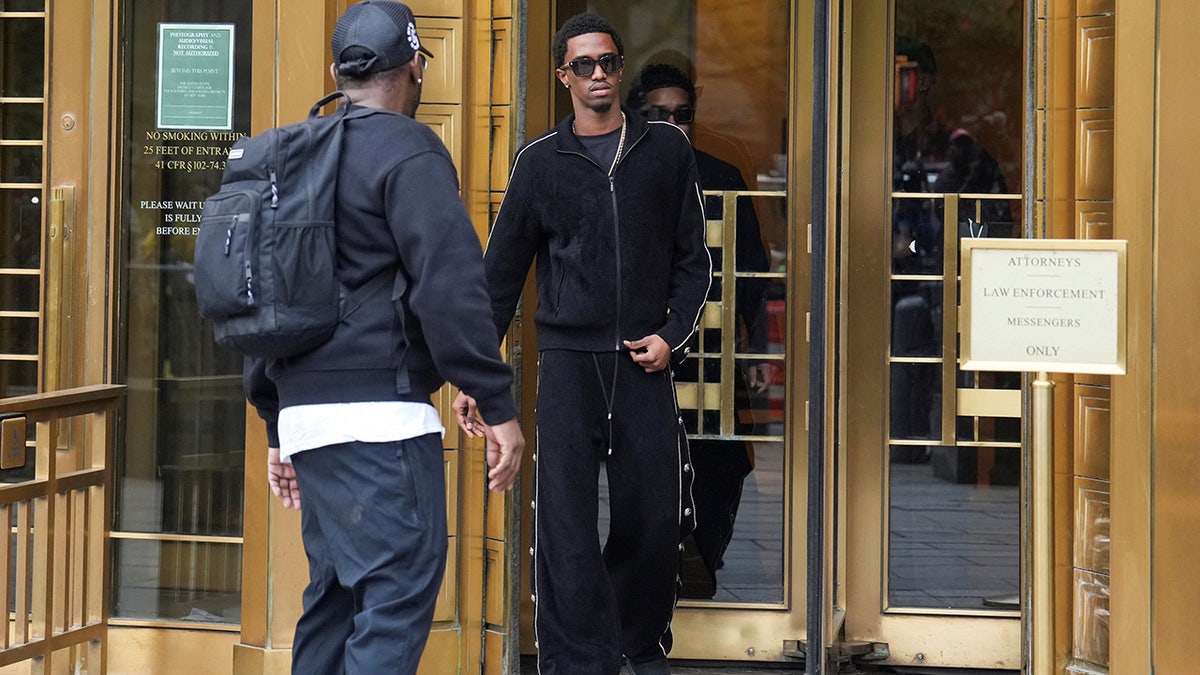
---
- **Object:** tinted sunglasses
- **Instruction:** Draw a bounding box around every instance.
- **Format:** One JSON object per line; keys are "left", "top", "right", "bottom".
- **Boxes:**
{"left": 560, "top": 53, "right": 624, "bottom": 77}
{"left": 640, "top": 106, "right": 695, "bottom": 125}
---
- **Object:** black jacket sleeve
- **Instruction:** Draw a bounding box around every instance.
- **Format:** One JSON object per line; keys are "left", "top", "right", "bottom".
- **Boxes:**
{"left": 483, "top": 149, "right": 542, "bottom": 345}
{"left": 657, "top": 146, "right": 713, "bottom": 356}
{"left": 385, "top": 148, "right": 518, "bottom": 426}
{"left": 243, "top": 356, "right": 280, "bottom": 447}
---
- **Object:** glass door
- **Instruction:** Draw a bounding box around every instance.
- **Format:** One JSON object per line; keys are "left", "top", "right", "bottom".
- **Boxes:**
{"left": 842, "top": 0, "right": 1025, "bottom": 668}
{"left": 540, "top": 0, "right": 810, "bottom": 662}
{"left": 112, "top": 0, "right": 253, "bottom": 626}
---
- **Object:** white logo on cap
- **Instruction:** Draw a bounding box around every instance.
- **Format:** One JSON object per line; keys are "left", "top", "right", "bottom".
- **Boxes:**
{"left": 407, "top": 22, "right": 420, "bottom": 51}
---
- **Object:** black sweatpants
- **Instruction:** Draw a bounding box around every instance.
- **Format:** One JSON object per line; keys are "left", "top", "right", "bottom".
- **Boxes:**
{"left": 532, "top": 350, "right": 695, "bottom": 675}
{"left": 290, "top": 435, "right": 448, "bottom": 674}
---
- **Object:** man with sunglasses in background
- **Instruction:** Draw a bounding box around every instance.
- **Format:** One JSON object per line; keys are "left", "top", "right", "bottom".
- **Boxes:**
{"left": 627, "top": 63, "right": 774, "bottom": 601}
{"left": 453, "top": 12, "right": 710, "bottom": 675}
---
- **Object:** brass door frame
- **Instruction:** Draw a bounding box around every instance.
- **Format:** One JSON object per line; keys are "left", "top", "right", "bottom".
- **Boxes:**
{"left": 840, "top": 0, "right": 1021, "bottom": 668}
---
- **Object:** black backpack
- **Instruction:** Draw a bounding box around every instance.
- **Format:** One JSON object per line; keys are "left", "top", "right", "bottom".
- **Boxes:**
{"left": 194, "top": 91, "right": 389, "bottom": 358}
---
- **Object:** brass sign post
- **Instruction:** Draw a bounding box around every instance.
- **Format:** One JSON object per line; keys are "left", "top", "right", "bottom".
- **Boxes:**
{"left": 960, "top": 238, "right": 1127, "bottom": 675}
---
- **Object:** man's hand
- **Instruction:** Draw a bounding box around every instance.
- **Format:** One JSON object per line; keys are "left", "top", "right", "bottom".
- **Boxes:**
{"left": 745, "top": 362, "right": 778, "bottom": 395}
{"left": 268, "top": 446, "right": 301, "bottom": 510}
{"left": 623, "top": 334, "right": 671, "bottom": 372}
{"left": 483, "top": 418, "right": 525, "bottom": 492}
{"left": 453, "top": 390, "right": 485, "bottom": 438}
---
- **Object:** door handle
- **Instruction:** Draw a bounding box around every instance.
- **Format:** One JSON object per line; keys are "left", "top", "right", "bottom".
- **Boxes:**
{"left": 45, "top": 185, "right": 75, "bottom": 391}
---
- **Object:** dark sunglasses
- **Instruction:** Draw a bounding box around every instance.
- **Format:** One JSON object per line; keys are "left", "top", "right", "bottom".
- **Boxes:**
{"left": 560, "top": 53, "right": 624, "bottom": 77}
{"left": 640, "top": 106, "right": 695, "bottom": 125}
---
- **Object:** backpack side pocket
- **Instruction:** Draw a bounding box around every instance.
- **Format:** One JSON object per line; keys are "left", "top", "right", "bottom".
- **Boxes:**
{"left": 272, "top": 219, "right": 339, "bottom": 310}
{"left": 195, "top": 189, "right": 258, "bottom": 318}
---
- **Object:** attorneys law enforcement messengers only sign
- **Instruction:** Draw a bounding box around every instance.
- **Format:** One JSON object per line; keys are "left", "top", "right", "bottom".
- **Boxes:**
{"left": 960, "top": 239, "right": 1127, "bottom": 375}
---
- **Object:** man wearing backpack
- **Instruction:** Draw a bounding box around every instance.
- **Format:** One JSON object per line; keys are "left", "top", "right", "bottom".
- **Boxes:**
{"left": 242, "top": 2, "right": 524, "bottom": 673}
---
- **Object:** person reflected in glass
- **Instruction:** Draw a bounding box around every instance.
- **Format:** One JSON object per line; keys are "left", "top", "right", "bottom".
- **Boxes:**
{"left": 890, "top": 37, "right": 1013, "bottom": 458}
{"left": 627, "top": 63, "right": 774, "bottom": 598}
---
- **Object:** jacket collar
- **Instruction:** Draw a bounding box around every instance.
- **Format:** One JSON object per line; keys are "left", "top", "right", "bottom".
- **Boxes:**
{"left": 555, "top": 105, "right": 650, "bottom": 158}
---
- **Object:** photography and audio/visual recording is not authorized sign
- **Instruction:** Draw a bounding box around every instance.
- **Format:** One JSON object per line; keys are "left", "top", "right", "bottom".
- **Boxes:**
{"left": 156, "top": 23, "right": 235, "bottom": 130}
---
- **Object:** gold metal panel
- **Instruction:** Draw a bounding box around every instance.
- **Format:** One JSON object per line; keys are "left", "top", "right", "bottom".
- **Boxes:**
{"left": 409, "top": 0, "right": 464, "bottom": 16}
{"left": 1035, "top": 18, "right": 1045, "bottom": 111}
{"left": 484, "top": 629, "right": 505, "bottom": 675}
{"left": 1152, "top": 4, "right": 1200, "bottom": 672}
{"left": 705, "top": 220, "right": 723, "bottom": 248}
{"left": 491, "top": 21, "right": 513, "bottom": 105}
{"left": 419, "top": 19, "right": 463, "bottom": 106}
{"left": 702, "top": 301, "right": 722, "bottom": 329}
{"left": 1050, "top": 108, "right": 1075, "bottom": 201}
{"left": 484, "top": 540, "right": 504, "bottom": 625}
{"left": 486, "top": 481, "right": 507, "bottom": 541}
{"left": 1075, "top": 111, "right": 1114, "bottom": 201}
{"left": 1073, "top": 477, "right": 1110, "bottom": 574}
{"left": 416, "top": 629, "right": 459, "bottom": 675}
{"left": 433, "top": 539, "right": 458, "bottom": 622}
{"left": 1075, "top": 200, "right": 1113, "bottom": 240}
{"left": 1050, "top": 16, "right": 1076, "bottom": 112}
{"left": 0, "top": 416, "right": 24, "bottom": 469}
{"left": 1076, "top": 16, "right": 1115, "bottom": 108}
{"left": 673, "top": 382, "right": 722, "bottom": 412}
{"left": 1072, "top": 569, "right": 1110, "bottom": 666}
{"left": 490, "top": 106, "right": 512, "bottom": 193}
{"left": 956, "top": 388, "right": 1021, "bottom": 418}
{"left": 444, "top": 450, "right": 459, "bottom": 537}
{"left": 110, "top": 627, "right": 239, "bottom": 674}
{"left": 1077, "top": 0, "right": 1115, "bottom": 16}
{"left": 232, "top": 644, "right": 293, "bottom": 675}
{"left": 417, "top": 104, "right": 464, "bottom": 172}
{"left": 1109, "top": 1, "right": 1156, "bottom": 671}
{"left": 1073, "top": 384, "right": 1110, "bottom": 480}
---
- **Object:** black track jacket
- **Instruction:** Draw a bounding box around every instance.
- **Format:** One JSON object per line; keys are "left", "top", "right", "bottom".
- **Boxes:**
{"left": 486, "top": 108, "right": 711, "bottom": 357}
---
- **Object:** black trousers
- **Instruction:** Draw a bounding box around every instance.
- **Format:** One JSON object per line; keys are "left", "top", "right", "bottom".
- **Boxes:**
{"left": 290, "top": 434, "right": 448, "bottom": 675}
{"left": 532, "top": 350, "right": 694, "bottom": 675}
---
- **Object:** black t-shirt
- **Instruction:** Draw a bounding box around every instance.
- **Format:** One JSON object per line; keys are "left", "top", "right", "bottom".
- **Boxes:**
{"left": 576, "top": 126, "right": 622, "bottom": 173}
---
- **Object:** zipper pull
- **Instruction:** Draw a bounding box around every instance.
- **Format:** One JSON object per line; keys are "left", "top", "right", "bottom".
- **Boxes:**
{"left": 244, "top": 259, "right": 254, "bottom": 303}
{"left": 269, "top": 168, "right": 279, "bottom": 208}
{"left": 223, "top": 216, "right": 236, "bottom": 255}
{"left": 609, "top": 176, "right": 615, "bottom": 193}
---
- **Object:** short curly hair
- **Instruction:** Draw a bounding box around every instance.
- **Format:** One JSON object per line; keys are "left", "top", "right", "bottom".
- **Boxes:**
{"left": 625, "top": 63, "right": 695, "bottom": 110}
{"left": 551, "top": 12, "right": 624, "bottom": 67}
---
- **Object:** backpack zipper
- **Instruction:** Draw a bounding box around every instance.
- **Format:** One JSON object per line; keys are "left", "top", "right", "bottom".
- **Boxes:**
{"left": 268, "top": 167, "right": 279, "bottom": 208}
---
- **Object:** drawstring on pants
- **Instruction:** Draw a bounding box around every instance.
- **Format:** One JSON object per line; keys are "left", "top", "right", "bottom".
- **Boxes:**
{"left": 592, "top": 353, "right": 619, "bottom": 455}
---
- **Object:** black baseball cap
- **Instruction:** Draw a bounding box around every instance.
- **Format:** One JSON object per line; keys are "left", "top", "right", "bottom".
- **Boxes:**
{"left": 332, "top": 1, "right": 434, "bottom": 76}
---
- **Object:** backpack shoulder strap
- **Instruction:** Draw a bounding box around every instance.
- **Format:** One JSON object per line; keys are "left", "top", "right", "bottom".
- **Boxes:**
{"left": 341, "top": 268, "right": 393, "bottom": 320}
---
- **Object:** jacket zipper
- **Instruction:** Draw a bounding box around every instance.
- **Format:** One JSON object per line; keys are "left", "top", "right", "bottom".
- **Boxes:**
{"left": 607, "top": 128, "right": 646, "bottom": 350}
{"left": 609, "top": 174, "right": 620, "bottom": 350}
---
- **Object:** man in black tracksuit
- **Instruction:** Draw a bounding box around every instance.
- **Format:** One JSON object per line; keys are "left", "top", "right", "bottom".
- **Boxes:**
{"left": 453, "top": 13, "right": 710, "bottom": 675}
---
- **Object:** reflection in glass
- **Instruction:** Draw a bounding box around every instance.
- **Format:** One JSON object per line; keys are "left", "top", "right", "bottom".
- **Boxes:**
{"left": 888, "top": 448, "right": 1020, "bottom": 609}
{"left": 112, "top": 539, "right": 242, "bottom": 622}
{"left": 0, "top": 103, "right": 42, "bottom": 139}
{"left": 114, "top": 0, "right": 253, "bottom": 623}
{"left": 1, "top": 18, "right": 44, "bottom": 98}
{"left": 888, "top": 0, "right": 1023, "bottom": 612}
{"left": 0, "top": 145, "right": 41, "bottom": 183}
{"left": 0, "top": 7, "right": 43, "bottom": 406}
